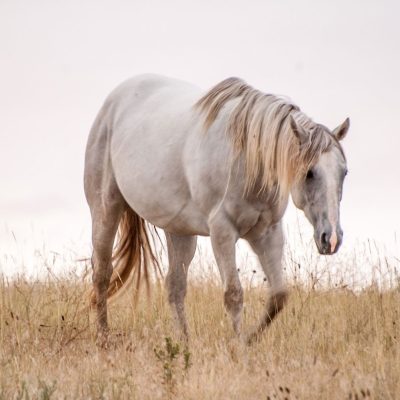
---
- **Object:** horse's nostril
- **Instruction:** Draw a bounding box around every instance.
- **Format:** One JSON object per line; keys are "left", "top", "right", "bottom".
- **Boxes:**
{"left": 321, "top": 232, "right": 329, "bottom": 246}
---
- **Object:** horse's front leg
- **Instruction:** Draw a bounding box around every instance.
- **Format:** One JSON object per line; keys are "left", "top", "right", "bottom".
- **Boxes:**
{"left": 246, "top": 222, "right": 288, "bottom": 343}
{"left": 209, "top": 214, "right": 243, "bottom": 336}
{"left": 165, "top": 233, "right": 197, "bottom": 340}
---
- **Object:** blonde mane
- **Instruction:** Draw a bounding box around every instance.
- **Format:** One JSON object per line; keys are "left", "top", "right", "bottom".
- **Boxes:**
{"left": 195, "top": 77, "right": 339, "bottom": 199}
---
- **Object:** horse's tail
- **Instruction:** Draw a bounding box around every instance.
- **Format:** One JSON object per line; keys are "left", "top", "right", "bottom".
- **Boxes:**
{"left": 90, "top": 208, "right": 161, "bottom": 307}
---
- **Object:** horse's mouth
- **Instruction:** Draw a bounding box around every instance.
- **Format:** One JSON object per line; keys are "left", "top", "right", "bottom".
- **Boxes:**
{"left": 315, "top": 238, "right": 340, "bottom": 255}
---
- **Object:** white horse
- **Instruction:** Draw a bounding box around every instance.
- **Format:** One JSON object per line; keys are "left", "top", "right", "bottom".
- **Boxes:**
{"left": 84, "top": 74, "right": 349, "bottom": 344}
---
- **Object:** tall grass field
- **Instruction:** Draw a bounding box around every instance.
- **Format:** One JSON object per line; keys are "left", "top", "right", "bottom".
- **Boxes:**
{"left": 0, "top": 238, "right": 399, "bottom": 399}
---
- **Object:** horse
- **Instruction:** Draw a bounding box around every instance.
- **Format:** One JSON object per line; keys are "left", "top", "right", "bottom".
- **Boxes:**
{"left": 84, "top": 74, "right": 349, "bottom": 344}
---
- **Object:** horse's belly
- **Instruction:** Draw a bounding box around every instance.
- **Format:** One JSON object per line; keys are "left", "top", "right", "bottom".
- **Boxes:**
{"left": 111, "top": 140, "right": 210, "bottom": 234}
{"left": 162, "top": 202, "right": 210, "bottom": 236}
{"left": 123, "top": 185, "right": 209, "bottom": 236}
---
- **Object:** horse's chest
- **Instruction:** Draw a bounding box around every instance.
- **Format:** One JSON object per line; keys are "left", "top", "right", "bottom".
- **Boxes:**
{"left": 226, "top": 201, "right": 285, "bottom": 239}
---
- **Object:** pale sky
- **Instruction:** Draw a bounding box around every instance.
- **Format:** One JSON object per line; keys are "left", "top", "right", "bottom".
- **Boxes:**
{"left": 1, "top": 0, "right": 399, "bottom": 274}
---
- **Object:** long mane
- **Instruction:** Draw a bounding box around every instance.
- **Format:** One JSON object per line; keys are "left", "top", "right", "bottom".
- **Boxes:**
{"left": 195, "top": 77, "right": 339, "bottom": 199}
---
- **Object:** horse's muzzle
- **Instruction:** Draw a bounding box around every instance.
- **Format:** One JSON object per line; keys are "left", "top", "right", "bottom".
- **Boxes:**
{"left": 315, "top": 228, "right": 343, "bottom": 255}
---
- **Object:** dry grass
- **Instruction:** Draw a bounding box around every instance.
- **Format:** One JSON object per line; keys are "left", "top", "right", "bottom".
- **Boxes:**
{"left": 0, "top": 267, "right": 399, "bottom": 400}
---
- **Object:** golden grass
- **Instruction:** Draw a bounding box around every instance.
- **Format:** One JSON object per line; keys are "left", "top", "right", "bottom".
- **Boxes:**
{"left": 0, "top": 259, "right": 399, "bottom": 400}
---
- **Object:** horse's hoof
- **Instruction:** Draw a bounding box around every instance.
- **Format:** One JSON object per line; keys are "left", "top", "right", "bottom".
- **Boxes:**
{"left": 95, "top": 330, "right": 109, "bottom": 349}
{"left": 245, "top": 330, "right": 261, "bottom": 345}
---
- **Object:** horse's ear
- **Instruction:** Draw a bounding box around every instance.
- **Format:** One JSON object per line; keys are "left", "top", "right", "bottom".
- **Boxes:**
{"left": 332, "top": 118, "right": 350, "bottom": 141}
{"left": 289, "top": 115, "right": 308, "bottom": 144}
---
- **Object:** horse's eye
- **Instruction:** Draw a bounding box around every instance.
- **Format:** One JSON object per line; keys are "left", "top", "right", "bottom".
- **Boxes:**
{"left": 306, "top": 170, "right": 314, "bottom": 180}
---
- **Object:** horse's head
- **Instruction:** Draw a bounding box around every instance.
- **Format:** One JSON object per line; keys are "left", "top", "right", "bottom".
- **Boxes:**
{"left": 290, "top": 116, "right": 349, "bottom": 255}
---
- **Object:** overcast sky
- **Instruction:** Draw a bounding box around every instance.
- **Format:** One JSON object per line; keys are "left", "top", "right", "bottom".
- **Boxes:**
{"left": 1, "top": 0, "right": 399, "bottom": 272}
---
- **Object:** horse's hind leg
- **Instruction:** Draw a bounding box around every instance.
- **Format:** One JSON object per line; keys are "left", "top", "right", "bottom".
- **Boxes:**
{"left": 165, "top": 233, "right": 197, "bottom": 340}
{"left": 84, "top": 118, "right": 125, "bottom": 344}
{"left": 246, "top": 222, "right": 288, "bottom": 343}
{"left": 90, "top": 197, "right": 124, "bottom": 344}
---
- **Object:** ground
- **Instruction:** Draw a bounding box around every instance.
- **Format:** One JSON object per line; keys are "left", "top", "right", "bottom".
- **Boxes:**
{"left": 0, "top": 266, "right": 399, "bottom": 400}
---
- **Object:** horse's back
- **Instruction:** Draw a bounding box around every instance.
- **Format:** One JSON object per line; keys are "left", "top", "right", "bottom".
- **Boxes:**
{"left": 106, "top": 74, "right": 199, "bottom": 110}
